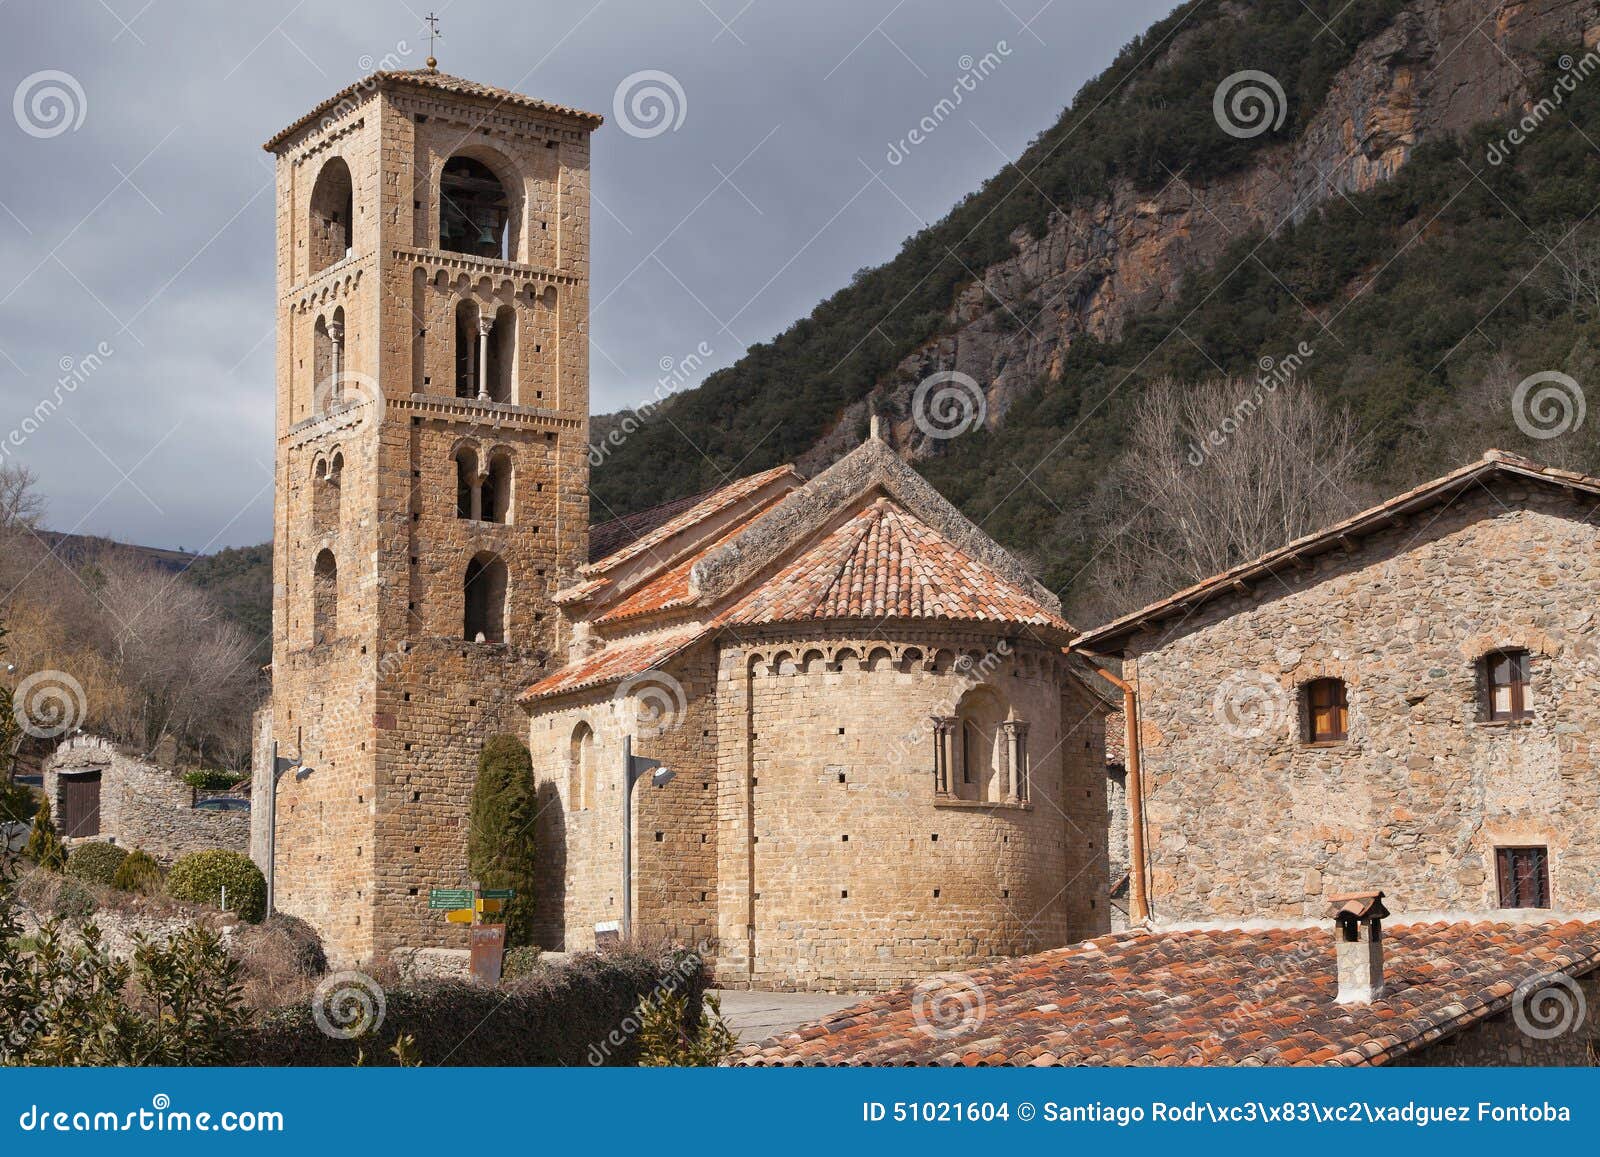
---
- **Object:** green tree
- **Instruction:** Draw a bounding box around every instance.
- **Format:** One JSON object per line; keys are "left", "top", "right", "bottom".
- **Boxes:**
{"left": 467, "top": 734, "right": 538, "bottom": 947}
{"left": 23, "top": 795, "right": 65, "bottom": 871}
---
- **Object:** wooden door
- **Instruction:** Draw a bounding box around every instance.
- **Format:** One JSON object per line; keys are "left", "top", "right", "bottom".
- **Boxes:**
{"left": 60, "top": 772, "right": 101, "bottom": 838}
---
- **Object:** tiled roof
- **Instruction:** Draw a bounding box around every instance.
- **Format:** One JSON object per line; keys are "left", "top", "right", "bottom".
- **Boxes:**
{"left": 518, "top": 626, "right": 706, "bottom": 702}
{"left": 1075, "top": 450, "right": 1600, "bottom": 653}
{"left": 582, "top": 465, "right": 800, "bottom": 576}
{"left": 594, "top": 500, "right": 784, "bottom": 626}
{"left": 264, "top": 69, "right": 602, "bottom": 151}
{"left": 737, "top": 919, "right": 1600, "bottom": 1067}
{"left": 588, "top": 485, "right": 727, "bottom": 564}
{"left": 721, "top": 498, "right": 1070, "bottom": 633}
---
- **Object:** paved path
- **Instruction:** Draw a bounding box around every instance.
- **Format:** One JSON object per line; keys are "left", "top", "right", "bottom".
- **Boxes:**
{"left": 710, "top": 988, "right": 864, "bottom": 1043}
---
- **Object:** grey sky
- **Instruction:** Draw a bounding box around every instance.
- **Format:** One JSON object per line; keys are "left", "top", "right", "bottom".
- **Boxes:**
{"left": 0, "top": 0, "right": 1176, "bottom": 552}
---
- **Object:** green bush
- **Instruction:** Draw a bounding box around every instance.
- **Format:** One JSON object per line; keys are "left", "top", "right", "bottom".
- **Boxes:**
{"left": 23, "top": 795, "right": 65, "bottom": 871}
{"left": 238, "top": 947, "right": 709, "bottom": 1066}
{"left": 50, "top": 877, "right": 97, "bottom": 922}
{"left": 502, "top": 945, "right": 542, "bottom": 980}
{"left": 467, "top": 735, "right": 537, "bottom": 947}
{"left": 111, "top": 849, "right": 163, "bottom": 894}
{"left": 167, "top": 850, "right": 266, "bottom": 922}
{"left": 182, "top": 769, "right": 242, "bottom": 792}
{"left": 65, "top": 842, "right": 128, "bottom": 886}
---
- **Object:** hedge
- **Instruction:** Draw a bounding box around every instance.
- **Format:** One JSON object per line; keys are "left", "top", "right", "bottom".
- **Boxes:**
{"left": 65, "top": 842, "right": 128, "bottom": 886}
{"left": 167, "top": 850, "right": 267, "bottom": 922}
{"left": 235, "top": 948, "right": 708, "bottom": 1066}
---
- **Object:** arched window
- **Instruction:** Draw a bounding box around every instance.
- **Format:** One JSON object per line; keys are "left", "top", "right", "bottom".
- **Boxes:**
{"left": 308, "top": 157, "right": 353, "bottom": 275}
{"left": 569, "top": 722, "right": 595, "bottom": 811}
{"left": 454, "top": 300, "right": 479, "bottom": 399}
{"left": 463, "top": 552, "right": 508, "bottom": 643}
{"left": 484, "top": 304, "right": 515, "bottom": 403}
{"left": 312, "top": 549, "right": 338, "bottom": 644}
{"left": 482, "top": 452, "right": 512, "bottom": 524}
{"left": 954, "top": 687, "right": 1005, "bottom": 802}
{"left": 454, "top": 446, "right": 477, "bottom": 520}
{"left": 439, "top": 156, "right": 510, "bottom": 260}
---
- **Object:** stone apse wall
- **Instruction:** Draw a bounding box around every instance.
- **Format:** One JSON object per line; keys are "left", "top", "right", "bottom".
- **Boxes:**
{"left": 1126, "top": 480, "right": 1600, "bottom": 924}
{"left": 529, "top": 630, "right": 1110, "bottom": 991}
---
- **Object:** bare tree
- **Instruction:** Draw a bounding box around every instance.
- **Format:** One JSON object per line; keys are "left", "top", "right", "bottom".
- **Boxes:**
{"left": 1537, "top": 225, "right": 1600, "bottom": 318}
{"left": 1080, "top": 375, "right": 1370, "bottom": 622}
{"left": 0, "top": 464, "right": 43, "bottom": 532}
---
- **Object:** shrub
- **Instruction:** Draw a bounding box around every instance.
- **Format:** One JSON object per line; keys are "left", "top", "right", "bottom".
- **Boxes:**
{"left": 182, "top": 769, "right": 242, "bottom": 792}
{"left": 502, "top": 945, "right": 542, "bottom": 980}
{"left": 111, "top": 849, "right": 162, "bottom": 894}
{"left": 638, "top": 991, "right": 738, "bottom": 1066}
{"left": 167, "top": 850, "right": 266, "bottom": 922}
{"left": 237, "top": 946, "right": 709, "bottom": 1066}
{"left": 50, "top": 876, "right": 97, "bottom": 922}
{"left": 0, "top": 903, "right": 246, "bottom": 1065}
{"left": 467, "top": 735, "right": 537, "bottom": 947}
{"left": 23, "top": 795, "right": 65, "bottom": 871}
{"left": 228, "top": 914, "right": 327, "bottom": 1009}
{"left": 65, "top": 842, "right": 128, "bottom": 886}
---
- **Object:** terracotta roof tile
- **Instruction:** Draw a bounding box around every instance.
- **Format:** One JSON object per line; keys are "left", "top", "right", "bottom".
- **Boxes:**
{"left": 721, "top": 498, "right": 1070, "bottom": 633}
{"left": 518, "top": 626, "right": 705, "bottom": 702}
{"left": 737, "top": 920, "right": 1600, "bottom": 1066}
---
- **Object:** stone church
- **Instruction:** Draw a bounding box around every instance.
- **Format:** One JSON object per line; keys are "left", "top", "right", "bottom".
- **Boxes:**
{"left": 256, "top": 66, "right": 1113, "bottom": 982}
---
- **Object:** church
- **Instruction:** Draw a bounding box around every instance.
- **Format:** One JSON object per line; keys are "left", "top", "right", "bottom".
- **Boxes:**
{"left": 255, "top": 64, "right": 1113, "bottom": 983}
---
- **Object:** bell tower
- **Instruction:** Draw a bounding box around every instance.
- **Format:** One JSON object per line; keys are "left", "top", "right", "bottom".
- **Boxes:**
{"left": 261, "top": 66, "right": 602, "bottom": 965}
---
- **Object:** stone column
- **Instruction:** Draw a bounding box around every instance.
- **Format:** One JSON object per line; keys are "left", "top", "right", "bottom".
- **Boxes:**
{"left": 931, "top": 716, "right": 956, "bottom": 794}
{"left": 327, "top": 319, "right": 344, "bottom": 406}
{"left": 476, "top": 315, "right": 493, "bottom": 400}
{"left": 1002, "top": 720, "right": 1030, "bottom": 802}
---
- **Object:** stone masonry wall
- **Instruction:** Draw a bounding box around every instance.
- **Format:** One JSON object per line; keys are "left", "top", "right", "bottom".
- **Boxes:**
{"left": 44, "top": 736, "right": 249, "bottom": 863}
{"left": 1400, "top": 971, "right": 1600, "bottom": 1066}
{"left": 1127, "top": 481, "right": 1600, "bottom": 923}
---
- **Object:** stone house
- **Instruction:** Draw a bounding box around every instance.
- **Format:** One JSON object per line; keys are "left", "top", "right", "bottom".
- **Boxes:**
{"left": 43, "top": 735, "right": 249, "bottom": 862}
{"left": 523, "top": 429, "right": 1113, "bottom": 991}
{"left": 1074, "top": 449, "right": 1600, "bottom": 925}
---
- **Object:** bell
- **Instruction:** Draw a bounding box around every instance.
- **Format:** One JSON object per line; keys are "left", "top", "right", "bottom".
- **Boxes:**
{"left": 477, "top": 217, "right": 498, "bottom": 247}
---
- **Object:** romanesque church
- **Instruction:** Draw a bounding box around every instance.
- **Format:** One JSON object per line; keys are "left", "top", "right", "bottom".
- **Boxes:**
{"left": 256, "top": 65, "right": 1113, "bottom": 982}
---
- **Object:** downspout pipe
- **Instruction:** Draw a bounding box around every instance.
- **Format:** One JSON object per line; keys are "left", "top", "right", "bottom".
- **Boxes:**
{"left": 1083, "top": 657, "right": 1150, "bottom": 925}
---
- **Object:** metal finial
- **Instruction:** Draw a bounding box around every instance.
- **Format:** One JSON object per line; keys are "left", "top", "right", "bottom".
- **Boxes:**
{"left": 424, "top": 12, "right": 441, "bottom": 70}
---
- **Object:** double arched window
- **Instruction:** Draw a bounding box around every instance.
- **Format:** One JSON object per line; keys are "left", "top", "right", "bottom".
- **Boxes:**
{"left": 452, "top": 445, "right": 513, "bottom": 524}
{"left": 453, "top": 300, "right": 515, "bottom": 403}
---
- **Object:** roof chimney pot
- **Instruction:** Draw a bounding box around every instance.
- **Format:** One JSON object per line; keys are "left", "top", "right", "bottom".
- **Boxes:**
{"left": 1326, "top": 889, "right": 1389, "bottom": 1004}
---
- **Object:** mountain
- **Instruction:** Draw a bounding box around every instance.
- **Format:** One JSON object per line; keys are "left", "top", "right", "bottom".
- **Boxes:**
{"left": 590, "top": 0, "right": 1600, "bottom": 620}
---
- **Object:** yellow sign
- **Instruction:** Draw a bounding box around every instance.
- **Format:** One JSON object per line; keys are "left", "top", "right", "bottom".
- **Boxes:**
{"left": 445, "top": 908, "right": 474, "bottom": 924}
{"left": 476, "top": 898, "right": 504, "bottom": 915}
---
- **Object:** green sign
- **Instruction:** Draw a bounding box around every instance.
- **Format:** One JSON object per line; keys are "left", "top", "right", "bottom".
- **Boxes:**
{"left": 480, "top": 888, "right": 516, "bottom": 900}
{"left": 428, "top": 888, "right": 473, "bottom": 910}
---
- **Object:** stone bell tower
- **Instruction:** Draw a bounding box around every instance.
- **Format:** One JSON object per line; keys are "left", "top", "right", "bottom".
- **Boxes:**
{"left": 260, "top": 65, "right": 601, "bottom": 965}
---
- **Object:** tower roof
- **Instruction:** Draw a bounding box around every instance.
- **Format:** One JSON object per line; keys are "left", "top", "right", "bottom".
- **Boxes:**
{"left": 263, "top": 68, "right": 603, "bottom": 152}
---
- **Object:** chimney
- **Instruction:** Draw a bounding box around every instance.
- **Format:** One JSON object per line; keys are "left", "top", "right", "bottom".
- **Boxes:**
{"left": 1326, "top": 889, "right": 1389, "bottom": 1004}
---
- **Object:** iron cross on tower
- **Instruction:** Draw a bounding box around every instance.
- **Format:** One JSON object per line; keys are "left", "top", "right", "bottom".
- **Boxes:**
{"left": 424, "top": 12, "right": 441, "bottom": 70}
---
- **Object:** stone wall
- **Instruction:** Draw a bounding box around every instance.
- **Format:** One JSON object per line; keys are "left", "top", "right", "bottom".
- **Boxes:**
{"left": 43, "top": 735, "right": 249, "bottom": 862}
{"left": 1402, "top": 972, "right": 1600, "bottom": 1066}
{"left": 528, "top": 629, "right": 1111, "bottom": 992}
{"left": 1125, "top": 480, "right": 1600, "bottom": 923}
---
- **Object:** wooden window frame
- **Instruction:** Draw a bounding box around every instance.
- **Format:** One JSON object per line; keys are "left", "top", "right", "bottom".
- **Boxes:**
{"left": 1482, "top": 649, "right": 1532, "bottom": 722}
{"left": 1303, "top": 677, "right": 1348, "bottom": 744}
{"left": 1495, "top": 845, "right": 1550, "bottom": 909}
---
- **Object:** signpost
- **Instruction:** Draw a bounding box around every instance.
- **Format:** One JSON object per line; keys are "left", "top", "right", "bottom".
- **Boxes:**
{"left": 424, "top": 884, "right": 514, "bottom": 983}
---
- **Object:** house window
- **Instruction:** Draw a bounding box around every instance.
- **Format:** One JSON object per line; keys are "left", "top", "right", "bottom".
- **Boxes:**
{"left": 1482, "top": 649, "right": 1531, "bottom": 721}
{"left": 1304, "top": 678, "right": 1348, "bottom": 743}
{"left": 1496, "top": 846, "right": 1550, "bottom": 909}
